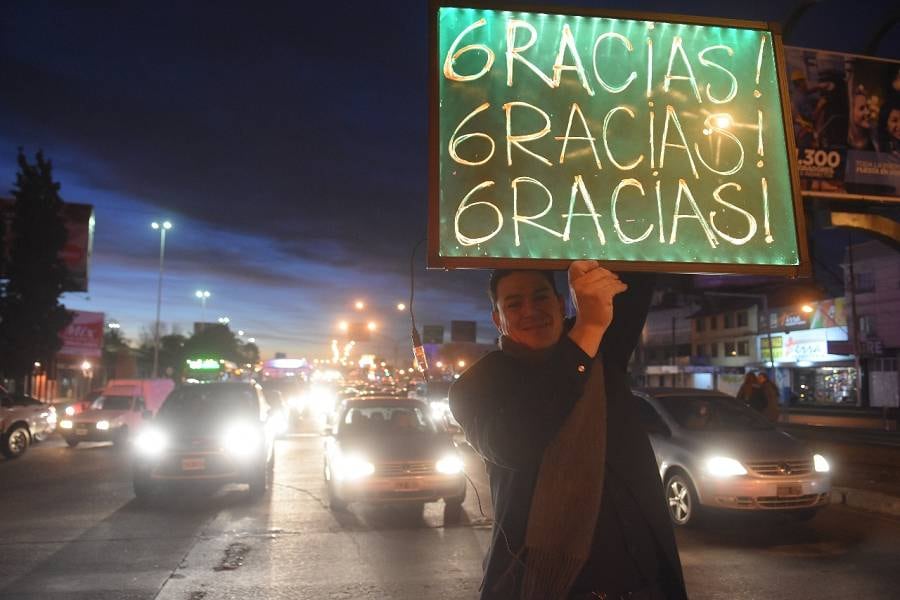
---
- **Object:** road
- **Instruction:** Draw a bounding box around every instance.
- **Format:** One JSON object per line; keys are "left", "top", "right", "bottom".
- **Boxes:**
{"left": 2, "top": 424, "right": 899, "bottom": 599}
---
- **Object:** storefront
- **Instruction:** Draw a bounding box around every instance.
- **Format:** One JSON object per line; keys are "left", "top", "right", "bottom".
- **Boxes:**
{"left": 759, "top": 325, "right": 858, "bottom": 406}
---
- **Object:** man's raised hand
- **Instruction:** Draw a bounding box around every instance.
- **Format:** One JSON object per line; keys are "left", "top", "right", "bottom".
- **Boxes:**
{"left": 567, "top": 260, "right": 628, "bottom": 356}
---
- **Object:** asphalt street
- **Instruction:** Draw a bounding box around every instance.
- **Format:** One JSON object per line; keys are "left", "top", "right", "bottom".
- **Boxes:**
{"left": 2, "top": 423, "right": 900, "bottom": 599}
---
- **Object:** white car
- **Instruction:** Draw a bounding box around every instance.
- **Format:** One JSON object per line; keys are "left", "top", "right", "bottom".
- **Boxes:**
{"left": 633, "top": 388, "right": 832, "bottom": 526}
{"left": 1, "top": 387, "right": 57, "bottom": 459}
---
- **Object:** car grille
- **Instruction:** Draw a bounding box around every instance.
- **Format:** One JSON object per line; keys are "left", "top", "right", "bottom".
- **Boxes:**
{"left": 744, "top": 459, "right": 813, "bottom": 477}
{"left": 377, "top": 461, "right": 434, "bottom": 476}
{"left": 755, "top": 493, "right": 823, "bottom": 508}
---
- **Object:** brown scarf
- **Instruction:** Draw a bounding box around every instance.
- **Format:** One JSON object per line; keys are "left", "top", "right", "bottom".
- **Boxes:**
{"left": 499, "top": 335, "right": 608, "bottom": 600}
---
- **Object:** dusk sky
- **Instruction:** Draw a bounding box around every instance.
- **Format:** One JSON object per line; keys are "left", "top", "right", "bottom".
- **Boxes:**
{"left": 2, "top": 0, "right": 897, "bottom": 360}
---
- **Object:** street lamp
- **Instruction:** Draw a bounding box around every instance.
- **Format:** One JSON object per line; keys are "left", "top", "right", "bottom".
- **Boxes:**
{"left": 396, "top": 303, "right": 406, "bottom": 311}
{"left": 354, "top": 300, "right": 365, "bottom": 310}
{"left": 218, "top": 316, "right": 230, "bottom": 325}
{"left": 151, "top": 220, "right": 172, "bottom": 378}
{"left": 195, "top": 289, "right": 211, "bottom": 322}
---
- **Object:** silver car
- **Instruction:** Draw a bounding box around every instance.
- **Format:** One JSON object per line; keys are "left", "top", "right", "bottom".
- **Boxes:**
{"left": 1, "top": 388, "right": 57, "bottom": 459}
{"left": 633, "top": 388, "right": 832, "bottom": 526}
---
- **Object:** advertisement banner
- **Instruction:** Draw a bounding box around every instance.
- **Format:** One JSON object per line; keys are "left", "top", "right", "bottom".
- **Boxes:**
{"left": 784, "top": 47, "right": 900, "bottom": 201}
{"left": 430, "top": 4, "right": 807, "bottom": 275}
{"left": 58, "top": 310, "right": 104, "bottom": 358}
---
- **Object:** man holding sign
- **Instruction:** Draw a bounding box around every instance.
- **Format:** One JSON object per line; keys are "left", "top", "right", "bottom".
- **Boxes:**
{"left": 450, "top": 261, "right": 686, "bottom": 599}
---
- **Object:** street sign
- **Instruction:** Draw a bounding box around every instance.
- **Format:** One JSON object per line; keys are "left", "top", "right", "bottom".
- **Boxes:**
{"left": 451, "top": 320, "right": 477, "bottom": 343}
{"left": 429, "top": 3, "right": 808, "bottom": 275}
{"left": 423, "top": 325, "right": 445, "bottom": 344}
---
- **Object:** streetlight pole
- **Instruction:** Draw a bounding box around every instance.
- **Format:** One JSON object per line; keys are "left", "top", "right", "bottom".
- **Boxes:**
{"left": 195, "top": 290, "right": 211, "bottom": 323}
{"left": 151, "top": 221, "right": 172, "bottom": 378}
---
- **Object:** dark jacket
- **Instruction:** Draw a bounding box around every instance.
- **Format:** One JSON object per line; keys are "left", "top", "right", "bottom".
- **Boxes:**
{"left": 450, "top": 274, "right": 687, "bottom": 599}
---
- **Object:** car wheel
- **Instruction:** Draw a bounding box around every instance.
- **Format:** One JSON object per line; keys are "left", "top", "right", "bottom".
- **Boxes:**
{"left": 2, "top": 425, "right": 30, "bottom": 459}
{"left": 249, "top": 461, "right": 270, "bottom": 498}
{"left": 133, "top": 475, "right": 155, "bottom": 502}
{"left": 65, "top": 437, "right": 80, "bottom": 448}
{"left": 666, "top": 472, "right": 701, "bottom": 527}
{"left": 444, "top": 496, "right": 465, "bottom": 525}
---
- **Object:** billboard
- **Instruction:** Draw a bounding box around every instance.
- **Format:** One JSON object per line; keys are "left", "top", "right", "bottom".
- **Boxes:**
{"left": 784, "top": 47, "right": 900, "bottom": 202}
{"left": 58, "top": 310, "right": 104, "bottom": 358}
{"left": 0, "top": 198, "right": 95, "bottom": 292}
{"left": 430, "top": 4, "right": 808, "bottom": 275}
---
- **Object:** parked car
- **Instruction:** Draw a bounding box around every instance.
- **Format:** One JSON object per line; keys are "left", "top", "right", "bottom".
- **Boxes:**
{"left": 633, "top": 388, "right": 832, "bottom": 526}
{"left": 323, "top": 396, "right": 467, "bottom": 521}
{"left": 1, "top": 386, "right": 57, "bottom": 459}
{"left": 59, "top": 379, "right": 174, "bottom": 447}
{"left": 132, "top": 381, "right": 275, "bottom": 500}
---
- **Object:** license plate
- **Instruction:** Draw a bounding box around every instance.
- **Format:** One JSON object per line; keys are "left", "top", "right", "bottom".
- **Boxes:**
{"left": 75, "top": 428, "right": 88, "bottom": 436}
{"left": 777, "top": 485, "right": 802, "bottom": 497}
{"left": 394, "top": 480, "right": 419, "bottom": 491}
{"left": 181, "top": 458, "right": 206, "bottom": 471}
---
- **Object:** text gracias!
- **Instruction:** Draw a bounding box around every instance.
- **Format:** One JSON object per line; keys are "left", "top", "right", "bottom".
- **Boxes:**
{"left": 443, "top": 16, "right": 782, "bottom": 252}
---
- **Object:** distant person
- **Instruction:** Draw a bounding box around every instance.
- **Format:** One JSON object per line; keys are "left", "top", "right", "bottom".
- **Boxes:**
{"left": 877, "top": 93, "right": 900, "bottom": 155}
{"left": 736, "top": 372, "right": 760, "bottom": 410}
{"left": 450, "top": 262, "right": 687, "bottom": 600}
{"left": 756, "top": 372, "right": 781, "bottom": 423}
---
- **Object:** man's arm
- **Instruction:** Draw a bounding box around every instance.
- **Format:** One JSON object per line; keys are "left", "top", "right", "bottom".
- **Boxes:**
{"left": 599, "top": 272, "right": 656, "bottom": 372}
{"left": 449, "top": 338, "right": 592, "bottom": 471}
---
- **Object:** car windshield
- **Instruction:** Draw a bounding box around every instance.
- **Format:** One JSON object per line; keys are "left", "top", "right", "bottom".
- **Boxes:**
{"left": 158, "top": 385, "right": 256, "bottom": 421}
{"left": 340, "top": 404, "right": 435, "bottom": 436}
{"left": 657, "top": 395, "right": 773, "bottom": 431}
{"left": 93, "top": 395, "right": 133, "bottom": 411}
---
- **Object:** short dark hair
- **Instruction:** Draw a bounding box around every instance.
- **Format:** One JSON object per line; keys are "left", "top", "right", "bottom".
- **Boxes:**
{"left": 488, "top": 269, "right": 559, "bottom": 310}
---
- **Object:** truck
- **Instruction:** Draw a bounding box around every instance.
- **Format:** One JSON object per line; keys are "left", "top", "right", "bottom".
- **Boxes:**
{"left": 60, "top": 379, "right": 175, "bottom": 448}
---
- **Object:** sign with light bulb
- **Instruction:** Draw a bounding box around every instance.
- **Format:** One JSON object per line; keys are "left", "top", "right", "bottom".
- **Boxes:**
{"left": 429, "top": 3, "right": 809, "bottom": 275}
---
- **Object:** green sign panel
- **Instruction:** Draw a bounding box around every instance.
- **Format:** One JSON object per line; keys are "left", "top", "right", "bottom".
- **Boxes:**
{"left": 429, "top": 4, "right": 808, "bottom": 275}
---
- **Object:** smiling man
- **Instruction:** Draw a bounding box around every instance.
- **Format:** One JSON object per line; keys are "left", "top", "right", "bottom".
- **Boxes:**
{"left": 450, "top": 261, "right": 686, "bottom": 600}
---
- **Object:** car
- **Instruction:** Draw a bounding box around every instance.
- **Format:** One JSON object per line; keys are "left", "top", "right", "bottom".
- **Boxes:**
{"left": 408, "top": 379, "right": 457, "bottom": 426}
{"left": 52, "top": 389, "right": 103, "bottom": 419}
{"left": 59, "top": 379, "right": 175, "bottom": 447}
{"left": 633, "top": 388, "right": 832, "bottom": 527}
{"left": 1, "top": 388, "right": 57, "bottom": 458}
{"left": 323, "top": 396, "right": 467, "bottom": 521}
{"left": 261, "top": 378, "right": 305, "bottom": 424}
{"left": 131, "top": 381, "right": 275, "bottom": 500}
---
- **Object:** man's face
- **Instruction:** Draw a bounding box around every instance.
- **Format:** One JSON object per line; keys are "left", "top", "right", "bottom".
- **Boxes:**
{"left": 492, "top": 271, "right": 565, "bottom": 350}
{"left": 852, "top": 94, "right": 871, "bottom": 129}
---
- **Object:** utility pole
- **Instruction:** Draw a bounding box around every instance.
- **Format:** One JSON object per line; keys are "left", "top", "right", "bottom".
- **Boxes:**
{"left": 847, "top": 232, "right": 864, "bottom": 407}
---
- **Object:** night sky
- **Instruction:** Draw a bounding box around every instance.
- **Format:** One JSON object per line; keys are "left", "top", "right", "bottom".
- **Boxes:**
{"left": 1, "top": 0, "right": 897, "bottom": 359}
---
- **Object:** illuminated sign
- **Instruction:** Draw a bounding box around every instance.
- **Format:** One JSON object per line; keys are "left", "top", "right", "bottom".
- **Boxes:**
{"left": 429, "top": 4, "right": 808, "bottom": 274}
{"left": 186, "top": 358, "right": 223, "bottom": 370}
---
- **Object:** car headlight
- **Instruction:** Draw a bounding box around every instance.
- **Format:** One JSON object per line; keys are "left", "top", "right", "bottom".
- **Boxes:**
{"left": 705, "top": 456, "right": 748, "bottom": 477}
{"left": 65, "top": 405, "right": 76, "bottom": 416}
{"left": 134, "top": 427, "right": 168, "bottom": 456}
{"left": 333, "top": 452, "right": 375, "bottom": 481}
{"left": 814, "top": 454, "right": 830, "bottom": 473}
{"left": 60, "top": 419, "right": 74, "bottom": 429}
{"left": 436, "top": 454, "right": 464, "bottom": 475}
{"left": 221, "top": 422, "right": 261, "bottom": 457}
{"left": 96, "top": 420, "right": 110, "bottom": 431}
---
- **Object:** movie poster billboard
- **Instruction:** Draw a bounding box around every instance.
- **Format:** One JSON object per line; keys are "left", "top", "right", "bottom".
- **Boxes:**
{"left": 784, "top": 47, "right": 900, "bottom": 200}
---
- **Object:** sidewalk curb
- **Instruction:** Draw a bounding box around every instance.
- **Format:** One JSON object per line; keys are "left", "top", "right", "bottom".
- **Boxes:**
{"left": 831, "top": 486, "right": 900, "bottom": 518}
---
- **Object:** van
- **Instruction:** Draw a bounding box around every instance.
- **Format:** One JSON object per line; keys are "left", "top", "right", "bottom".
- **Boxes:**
{"left": 60, "top": 379, "right": 175, "bottom": 448}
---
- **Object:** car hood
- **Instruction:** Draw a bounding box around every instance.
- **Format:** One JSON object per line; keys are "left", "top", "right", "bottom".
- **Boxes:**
{"left": 337, "top": 433, "right": 453, "bottom": 462}
{"left": 672, "top": 428, "right": 811, "bottom": 462}
{"left": 74, "top": 409, "right": 128, "bottom": 423}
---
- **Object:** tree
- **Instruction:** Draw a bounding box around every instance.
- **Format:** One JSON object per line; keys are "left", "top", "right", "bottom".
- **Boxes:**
{"left": 238, "top": 341, "right": 260, "bottom": 367}
{"left": 0, "top": 150, "right": 72, "bottom": 391}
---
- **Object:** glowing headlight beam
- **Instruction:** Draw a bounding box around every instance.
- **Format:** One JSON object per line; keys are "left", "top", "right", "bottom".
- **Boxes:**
{"left": 813, "top": 454, "right": 830, "bottom": 473}
{"left": 134, "top": 428, "right": 168, "bottom": 456}
{"left": 436, "top": 455, "right": 464, "bottom": 475}
{"left": 705, "top": 456, "right": 747, "bottom": 477}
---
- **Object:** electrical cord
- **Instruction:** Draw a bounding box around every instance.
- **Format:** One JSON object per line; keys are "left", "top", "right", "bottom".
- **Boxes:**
{"left": 408, "top": 237, "right": 429, "bottom": 382}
